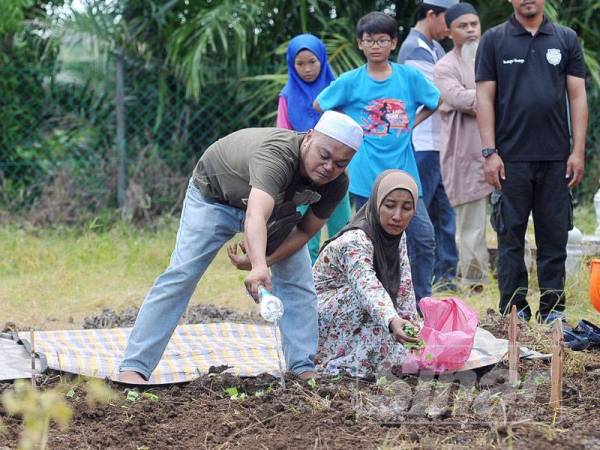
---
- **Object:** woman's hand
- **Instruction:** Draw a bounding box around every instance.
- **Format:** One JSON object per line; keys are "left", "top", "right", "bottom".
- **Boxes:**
{"left": 227, "top": 242, "right": 252, "bottom": 271}
{"left": 389, "top": 316, "right": 421, "bottom": 344}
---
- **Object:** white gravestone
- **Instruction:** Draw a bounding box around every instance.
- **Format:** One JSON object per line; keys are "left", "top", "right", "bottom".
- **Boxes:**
{"left": 582, "top": 186, "right": 600, "bottom": 257}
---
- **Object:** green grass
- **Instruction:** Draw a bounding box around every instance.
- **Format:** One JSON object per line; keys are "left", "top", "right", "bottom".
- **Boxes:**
{"left": 0, "top": 218, "right": 250, "bottom": 330}
{"left": 1, "top": 205, "right": 599, "bottom": 330}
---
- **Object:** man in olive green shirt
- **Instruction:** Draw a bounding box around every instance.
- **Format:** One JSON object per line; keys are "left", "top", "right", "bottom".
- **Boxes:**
{"left": 119, "top": 111, "right": 363, "bottom": 384}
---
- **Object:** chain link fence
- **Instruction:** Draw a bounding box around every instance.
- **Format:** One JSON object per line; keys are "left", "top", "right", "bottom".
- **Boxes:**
{"left": 0, "top": 55, "right": 282, "bottom": 225}
{"left": 1, "top": 52, "right": 599, "bottom": 226}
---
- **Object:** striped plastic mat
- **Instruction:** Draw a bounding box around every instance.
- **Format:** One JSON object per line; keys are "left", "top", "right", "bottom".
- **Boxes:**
{"left": 17, "top": 325, "right": 546, "bottom": 384}
{"left": 20, "top": 323, "right": 283, "bottom": 384}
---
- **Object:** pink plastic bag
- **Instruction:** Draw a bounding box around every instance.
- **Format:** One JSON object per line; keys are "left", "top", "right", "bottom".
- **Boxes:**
{"left": 405, "top": 297, "right": 479, "bottom": 373}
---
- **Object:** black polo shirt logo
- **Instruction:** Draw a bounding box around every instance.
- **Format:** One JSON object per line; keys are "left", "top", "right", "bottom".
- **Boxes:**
{"left": 502, "top": 58, "right": 525, "bottom": 65}
{"left": 546, "top": 48, "right": 562, "bottom": 66}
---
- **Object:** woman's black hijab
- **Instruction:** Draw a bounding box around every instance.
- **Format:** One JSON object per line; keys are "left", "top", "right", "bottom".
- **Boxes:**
{"left": 322, "top": 170, "right": 418, "bottom": 304}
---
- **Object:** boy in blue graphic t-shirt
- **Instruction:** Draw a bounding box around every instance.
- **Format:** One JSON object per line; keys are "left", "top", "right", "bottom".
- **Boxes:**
{"left": 314, "top": 11, "right": 441, "bottom": 303}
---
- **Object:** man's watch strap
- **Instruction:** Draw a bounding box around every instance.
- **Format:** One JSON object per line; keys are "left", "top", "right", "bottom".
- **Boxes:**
{"left": 482, "top": 147, "right": 498, "bottom": 158}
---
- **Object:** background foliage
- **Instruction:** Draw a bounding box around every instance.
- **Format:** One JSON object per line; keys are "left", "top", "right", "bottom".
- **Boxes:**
{"left": 0, "top": 0, "right": 598, "bottom": 225}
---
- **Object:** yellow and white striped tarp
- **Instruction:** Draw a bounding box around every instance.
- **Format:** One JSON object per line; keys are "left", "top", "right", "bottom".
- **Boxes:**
{"left": 19, "top": 323, "right": 284, "bottom": 384}
{"left": 17, "top": 325, "right": 546, "bottom": 384}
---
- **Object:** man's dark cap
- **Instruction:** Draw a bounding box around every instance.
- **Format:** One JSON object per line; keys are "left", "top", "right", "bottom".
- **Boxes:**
{"left": 445, "top": 3, "right": 479, "bottom": 28}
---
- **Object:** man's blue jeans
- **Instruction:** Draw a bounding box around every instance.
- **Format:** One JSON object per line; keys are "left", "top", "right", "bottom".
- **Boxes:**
{"left": 351, "top": 194, "right": 435, "bottom": 302}
{"left": 415, "top": 151, "right": 458, "bottom": 283}
{"left": 120, "top": 179, "right": 318, "bottom": 379}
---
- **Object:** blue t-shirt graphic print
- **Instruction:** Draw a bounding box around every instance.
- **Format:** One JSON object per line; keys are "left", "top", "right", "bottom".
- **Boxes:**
{"left": 362, "top": 99, "right": 409, "bottom": 137}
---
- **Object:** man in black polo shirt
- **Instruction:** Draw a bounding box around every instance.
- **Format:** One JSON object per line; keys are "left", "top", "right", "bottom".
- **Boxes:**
{"left": 475, "top": 0, "right": 588, "bottom": 323}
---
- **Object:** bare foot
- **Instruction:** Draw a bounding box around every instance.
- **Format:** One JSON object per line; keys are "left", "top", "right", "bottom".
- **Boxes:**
{"left": 118, "top": 371, "right": 147, "bottom": 385}
{"left": 297, "top": 371, "right": 320, "bottom": 381}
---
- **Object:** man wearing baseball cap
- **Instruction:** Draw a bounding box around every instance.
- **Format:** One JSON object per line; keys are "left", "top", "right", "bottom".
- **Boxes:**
{"left": 398, "top": 0, "right": 460, "bottom": 292}
{"left": 119, "top": 111, "right": 363, "bottom": 384}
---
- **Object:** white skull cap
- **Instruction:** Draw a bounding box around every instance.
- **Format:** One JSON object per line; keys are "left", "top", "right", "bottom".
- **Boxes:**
{"left": 314, "top": 110, "right": 364, "bottom": 151}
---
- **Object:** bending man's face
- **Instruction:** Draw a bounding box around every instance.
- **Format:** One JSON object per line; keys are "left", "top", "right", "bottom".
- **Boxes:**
{"left": 300, "top": 131, "right": 355, "bottom": 186}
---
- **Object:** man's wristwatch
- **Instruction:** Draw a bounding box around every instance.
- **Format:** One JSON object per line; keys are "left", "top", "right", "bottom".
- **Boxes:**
{"left": 482, "top": 147, "right": 498, "bottom": 158}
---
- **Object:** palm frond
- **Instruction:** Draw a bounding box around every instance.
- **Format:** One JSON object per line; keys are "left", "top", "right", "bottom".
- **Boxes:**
{"left": 167, "top": 1, "right": 262, "bottom": 99}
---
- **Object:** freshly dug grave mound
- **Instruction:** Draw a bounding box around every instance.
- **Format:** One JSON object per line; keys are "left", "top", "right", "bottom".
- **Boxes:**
{"left": 2, "top": 356, "right": 600, "bottom": 449}
{"left": 2, "top": 310, "right": 600, "bottom": 449}
{"left": 82, "top": 304, "right": 263, "bottom": 329}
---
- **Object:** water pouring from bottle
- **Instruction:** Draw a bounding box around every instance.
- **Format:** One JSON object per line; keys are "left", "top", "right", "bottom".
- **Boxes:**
{"left": 258, "top": 286, "right": 286, "bottom": 387}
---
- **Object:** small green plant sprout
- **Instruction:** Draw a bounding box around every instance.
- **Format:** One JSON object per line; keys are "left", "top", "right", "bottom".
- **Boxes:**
{"left": 142, "top": 392, "right": 159, "bottom": 402}
{"left": 2, "top": 380, "right": 73, "bottom": 450}
{"left": 126, "top": 389, "right": 140, "bottom": 402}
{"left": 224, "top": 386, "right": 237, "bottom": 398}
{"left": 224, "top": 387, "right": 247, "bottom": 401}
{"left": 307, "top": 377, "right": 317, "bottom": 390}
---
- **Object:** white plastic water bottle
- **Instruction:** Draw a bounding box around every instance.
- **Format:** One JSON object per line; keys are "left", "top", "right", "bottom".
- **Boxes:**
{"left": 258, "top": 286, "right": 284, "bottom": 322}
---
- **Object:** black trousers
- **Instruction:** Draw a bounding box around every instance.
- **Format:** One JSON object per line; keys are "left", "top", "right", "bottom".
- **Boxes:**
{"left": 493, "top": 161, "right": 572, "bottom": 320}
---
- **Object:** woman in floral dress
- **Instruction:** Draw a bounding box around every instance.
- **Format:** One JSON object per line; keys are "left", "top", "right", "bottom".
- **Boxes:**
{"left": 314, "top": 170, "right": 421, "bottom": 377}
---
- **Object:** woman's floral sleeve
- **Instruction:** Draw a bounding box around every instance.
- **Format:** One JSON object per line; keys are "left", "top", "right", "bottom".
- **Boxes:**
{"left": 337, "top": 230, "right": 399, "bottom": 330}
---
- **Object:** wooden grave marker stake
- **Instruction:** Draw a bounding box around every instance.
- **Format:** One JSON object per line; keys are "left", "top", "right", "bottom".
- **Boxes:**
{"left": 550, "top": 319, "right": 564, "bottom": 410}
{"left": 508, "top": 305, "right": 519, "bottom": 384}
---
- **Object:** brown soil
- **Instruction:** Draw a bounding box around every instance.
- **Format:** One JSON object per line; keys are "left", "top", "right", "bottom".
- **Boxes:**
{"left": 2, "top": 311, "right": 600, "bottom": 449}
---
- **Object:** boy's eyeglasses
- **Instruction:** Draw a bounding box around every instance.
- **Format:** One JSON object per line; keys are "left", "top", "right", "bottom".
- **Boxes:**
{"left": 361, "top": 39, "right": 392, "bottom": 48}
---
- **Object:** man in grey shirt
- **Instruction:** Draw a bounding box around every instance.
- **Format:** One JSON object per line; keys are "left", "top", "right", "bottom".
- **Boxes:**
{"left": 119, "top": 111, "right": 363, "bottom": 384}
